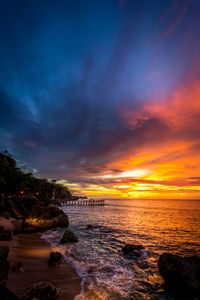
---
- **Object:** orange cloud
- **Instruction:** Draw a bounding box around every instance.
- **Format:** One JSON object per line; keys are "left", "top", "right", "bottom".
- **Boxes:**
{"left": 80, "top": 78, "right": 200, "bottom": 199}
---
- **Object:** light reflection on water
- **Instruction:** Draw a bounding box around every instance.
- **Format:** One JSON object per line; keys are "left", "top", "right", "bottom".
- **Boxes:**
{"left": 53, "top": 199, "right": 200, "bottom": 299}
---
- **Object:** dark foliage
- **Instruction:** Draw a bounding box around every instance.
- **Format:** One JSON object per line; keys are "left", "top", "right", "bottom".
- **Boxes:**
{"left": 0, "top": 151, "right": 71, "bottom": 205}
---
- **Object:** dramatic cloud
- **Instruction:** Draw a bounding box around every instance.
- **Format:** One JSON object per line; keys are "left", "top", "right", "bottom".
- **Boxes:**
{"left": 0, "top": 0, "right": 200, "bottom": 198}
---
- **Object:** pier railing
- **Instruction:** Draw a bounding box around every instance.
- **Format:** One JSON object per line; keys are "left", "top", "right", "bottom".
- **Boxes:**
{"left": 58, "top": 199, "right": 105, "bottom": 206}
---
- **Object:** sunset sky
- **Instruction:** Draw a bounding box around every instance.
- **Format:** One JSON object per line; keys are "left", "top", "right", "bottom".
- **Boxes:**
{"left": 0, "top": 0, "right": 200, "bottom": 199}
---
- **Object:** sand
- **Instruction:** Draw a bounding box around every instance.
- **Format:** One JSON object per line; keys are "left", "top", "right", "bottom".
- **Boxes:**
{"left": 5, "top": 232, "right": 81, "bottom": 299}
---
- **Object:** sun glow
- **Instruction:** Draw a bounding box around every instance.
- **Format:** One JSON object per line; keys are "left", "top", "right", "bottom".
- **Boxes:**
{"left": 102, "top": 169, "right": 148, "bottom": 179}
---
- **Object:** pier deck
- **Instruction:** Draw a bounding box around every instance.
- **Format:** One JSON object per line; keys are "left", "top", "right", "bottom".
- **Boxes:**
{"left": 58, "top": 199, "right": 105, "bottom": 206}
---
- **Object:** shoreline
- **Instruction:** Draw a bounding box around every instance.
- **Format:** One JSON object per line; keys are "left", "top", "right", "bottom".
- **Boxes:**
{"left": 0, "top": 218, "right": 81, "bottom": 300}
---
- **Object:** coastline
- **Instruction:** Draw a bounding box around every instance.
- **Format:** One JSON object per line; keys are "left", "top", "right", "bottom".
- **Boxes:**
{"left": 0, "top": 218, "right": 81, "bottom": 300}
{"left": 0, "top": 199, "right": 199, "bottom": 299}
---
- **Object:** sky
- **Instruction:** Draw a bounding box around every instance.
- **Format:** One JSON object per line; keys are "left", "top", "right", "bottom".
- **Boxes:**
{"left": 0, "top": 0, "right": 200, "bottom": 199}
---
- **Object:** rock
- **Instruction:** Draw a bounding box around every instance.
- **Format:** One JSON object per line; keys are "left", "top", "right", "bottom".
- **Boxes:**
{"left": 57, "top": 214, "right": 69, "bottom": 227}
{"left": 99, "top": 265, "right": 114, "bottom": 273}
{"left": 158, "top": 253, "right": 200, "bottom": 297}
{"left": 48, "top": 252, "right": 62, "bottom": 265}
{"left": 60, "top": 230, "right": 78, "bottom": 243}
{"left": 0, "top": 229, "right": 12, "bottom": 241}
{"left": 0, "top": 246, "right": 9, "bottom": 284}
{"left": 86, "top": 224, "right": 94, "bottom": 230}
{"left": 22, "top": 282, "right": 59, "bottom": 300}
{"left": 46, "top": 204, "right": 61, "bottom": 217}
{"left": 132, "top": 249, "right": 142, "bottom": 257}
{"left": 87, "top": 265, "right": 98, "bottom": 274}
{"left": 0, "top": 284, "right": 19, "bottom": 300}
{"left": 87, "top": 224, "right": 94, "bottom": 229}
{"left": 22, "top": 204, "right": 69, "bottom": 232}
{"left": 122, "top": 244, "right": 144, "bottom": 257}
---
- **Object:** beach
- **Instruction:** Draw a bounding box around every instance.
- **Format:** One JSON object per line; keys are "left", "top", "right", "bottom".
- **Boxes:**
{"left": 0, "top": 218, "right": 81, "bottom": 300}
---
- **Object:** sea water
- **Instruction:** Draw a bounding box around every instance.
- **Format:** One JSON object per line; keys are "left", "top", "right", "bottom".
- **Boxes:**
{"left": 42, "top": 199, "right": 200, "bottom": 299}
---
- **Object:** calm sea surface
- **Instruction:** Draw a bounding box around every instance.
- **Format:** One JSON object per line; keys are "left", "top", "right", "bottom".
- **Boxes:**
{"left": 43, "top": 199, "right": 200, "bottom": 299}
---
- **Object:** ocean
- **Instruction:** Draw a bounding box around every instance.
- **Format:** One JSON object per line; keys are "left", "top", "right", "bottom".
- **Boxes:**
{"left": 42, "top": 199, "right": 200, "bottom": 300}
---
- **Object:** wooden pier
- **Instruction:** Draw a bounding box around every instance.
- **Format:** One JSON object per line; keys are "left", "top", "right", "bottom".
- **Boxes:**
{"left": 58, "top": 199, "right": 105, "bottom": 206}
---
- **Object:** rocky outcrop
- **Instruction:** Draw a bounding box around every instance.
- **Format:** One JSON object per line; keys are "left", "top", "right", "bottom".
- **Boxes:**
{"left": 158, "top": 253, "right": 200, "bottom": 297}
{"left": 60, "top": 230, "right": 78, "bottom": 243}
{"left": 122, "top": 244, "right": 144, "bottom": 257}
{"left": 0, "top": 246, "right": 9, "bottom": 284}
{"left": 22, "top": 282, "right": 59, "bottom": 300}
{"left": 48, "top": 252, "right": 62, "bottom": 265}
{"left": 0, "top": 227, "right": 12, "bottom": 241}
{"left": 22, "top": 204, "right": 69, "bottom": 232}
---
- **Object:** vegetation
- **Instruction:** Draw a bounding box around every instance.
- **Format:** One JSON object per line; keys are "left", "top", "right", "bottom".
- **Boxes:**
{"left": 0, "top": 151, "right": 71, "bottom": 201}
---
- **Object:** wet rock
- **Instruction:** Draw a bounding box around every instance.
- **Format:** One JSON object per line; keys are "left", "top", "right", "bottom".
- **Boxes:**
{"left": 0, "top": 246, "right": 9, "bottom": 284}
{"left": 48, "top": 252, "right": 62, "bottom": 265}
{"left": 60, "top": 230, "right": 78, "bottom": 243}
{"left": 0, "top": 228, "right": 12, "bottom": 241}
{"left": 86, "top": 224, "right": 94, "bottom": 230}
{"left": 57, "top": 214, "right": 69, "bottom": 227}
{"left": 99, "top": 265, "right": 114, "bottom": 273}
{"left": 132, "top": 249, "right": 142, "bottom": 257}
{"left": 87, "top": 265, "right": 98, "bottom": 274}
{"left": 0, "top": 284, "right": 19, "bottom": 300}
{"left": 122, "top": 244, "right": 144, "bottom": 257}
{"left": 158, "top": 253, "right": 200, "bottom": 297}
{"left": 22, "top": 204, "right": 69, "bottom": 232}
{"left": 46, "top": 204, "right": 60, "bottom": 216}
{"left": 22, "top": 282, "right": 59, "bottom": 300}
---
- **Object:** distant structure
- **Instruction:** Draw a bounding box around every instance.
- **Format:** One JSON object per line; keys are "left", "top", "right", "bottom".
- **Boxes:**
{"left": 58, "top": 198, "right": 105, "bottom": 206}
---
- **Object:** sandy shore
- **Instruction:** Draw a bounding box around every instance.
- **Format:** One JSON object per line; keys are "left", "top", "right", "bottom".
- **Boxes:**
{"left": 4, "top": 232, "right": 81, "bottom": 299}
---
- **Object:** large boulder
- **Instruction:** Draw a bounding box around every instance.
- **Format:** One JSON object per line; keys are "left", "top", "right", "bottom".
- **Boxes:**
{"left": 22, "top": 282, "right": 59, "bottom": 300}
{"left": 122, "top": 244, "right": 144, "bottom": 257}
{"left": 48, "top": 252, "right": 62, "bottom": 265}
{"left": 158, "top": 253, "right": 200, "bottom": 297}
{"left": 57, "top": 214, "right": 69, "bottom": 227}
{"left": 22, "top": 204, "right": 69, "bottom": 232}
{"left": 0, "top": 246, "right": 9, "bottom": 284}
{"left": 60, "top": 230, "right": 78, "bottom": 243}
{"left": 0, "top": 227, "right": 12, "bottom": 241}
{"left": 0, "top": 285, "right": 19, "bottom": 300}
